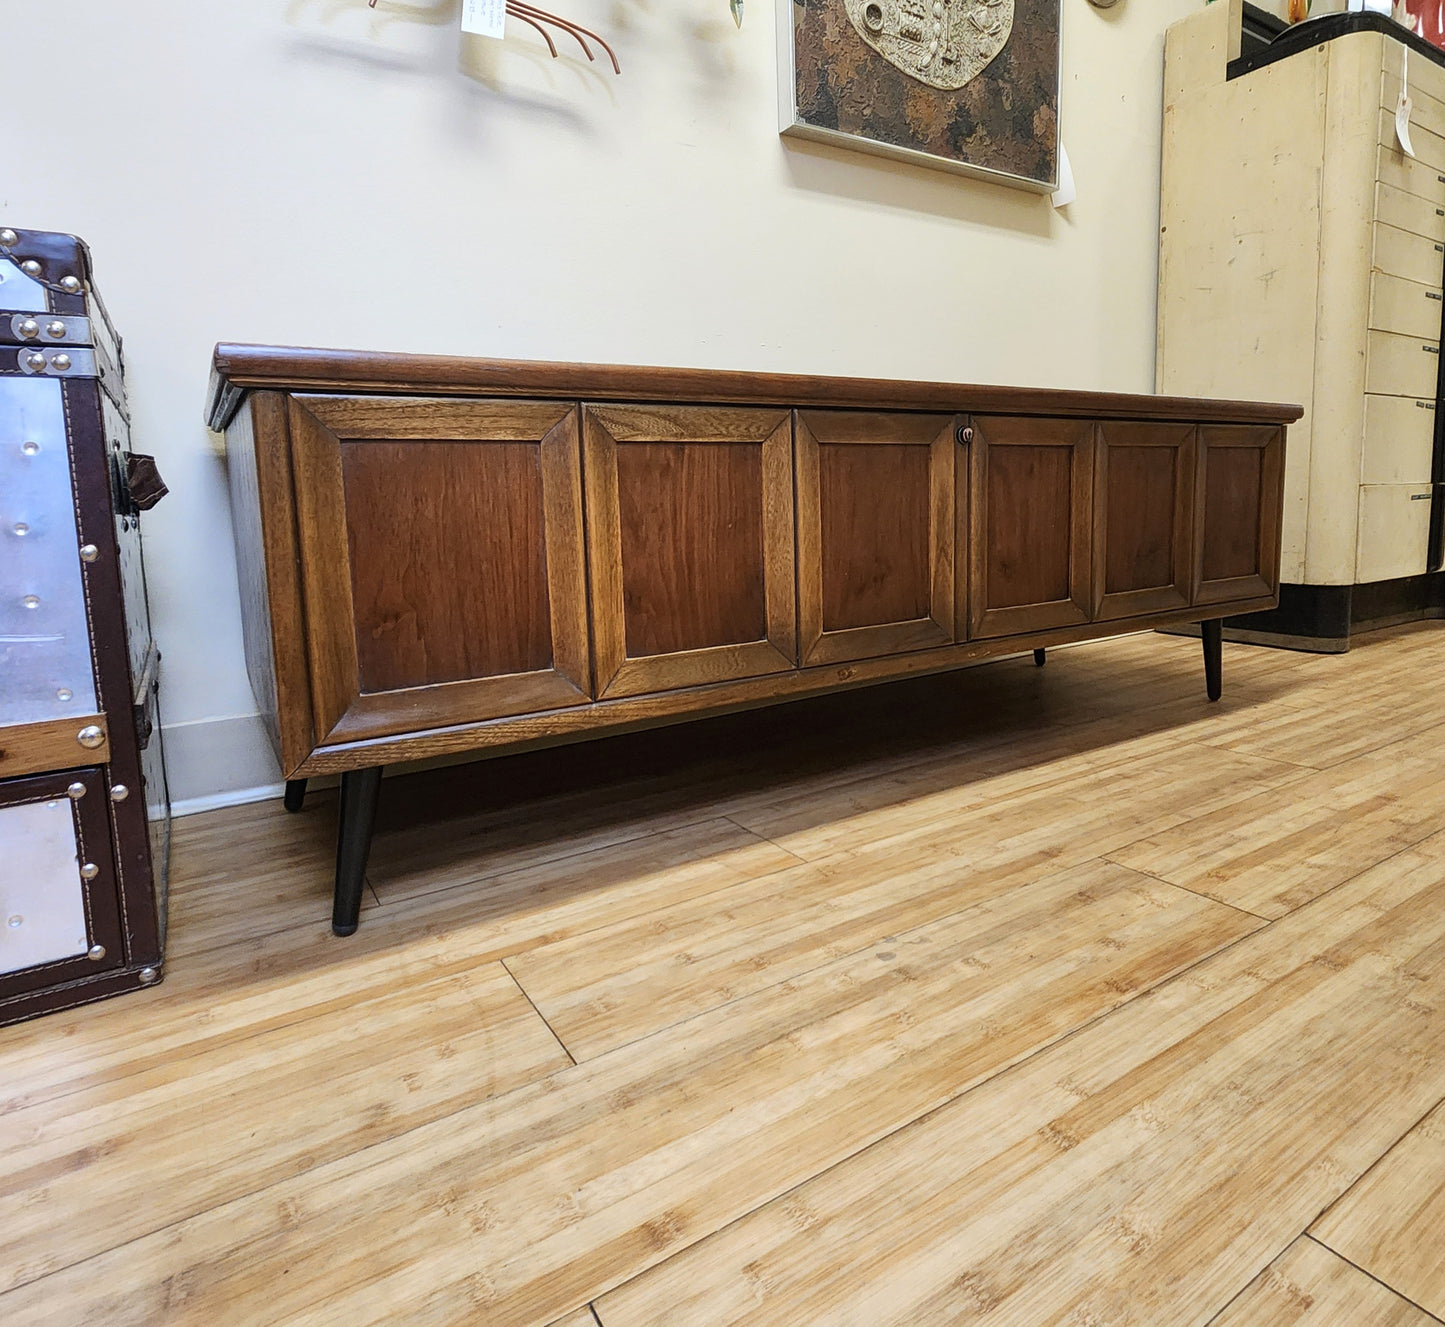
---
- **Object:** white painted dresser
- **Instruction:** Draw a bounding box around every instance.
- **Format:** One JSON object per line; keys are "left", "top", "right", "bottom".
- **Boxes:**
{"left": 1158, "top": 0, "right": 1445, "bottom": 645}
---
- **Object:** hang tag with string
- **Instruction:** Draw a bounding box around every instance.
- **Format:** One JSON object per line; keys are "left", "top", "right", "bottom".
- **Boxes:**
{"left": 461, "top": 0, "right": 506, "bottom": 39}
{"left": 1398, "top": 46, "right": 1416, "bottom": 158}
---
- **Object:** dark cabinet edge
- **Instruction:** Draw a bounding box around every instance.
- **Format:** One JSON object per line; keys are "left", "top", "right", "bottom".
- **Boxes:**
{"left": 204, "top": 344, "right": 1303, "bottom": 433}
{"left": 1228, "top": 10, "right": 1445, "bottom": 81}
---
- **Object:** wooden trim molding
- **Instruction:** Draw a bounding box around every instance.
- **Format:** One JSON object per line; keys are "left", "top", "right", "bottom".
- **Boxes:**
{"left": 208, "top": 345, "right": 1305, "bottom": 433}
{"left": 0, "top": 715, "right": 109, "bottom": 779}
{"left": 287, "top": 594, "right": 1282, "bottom": 777}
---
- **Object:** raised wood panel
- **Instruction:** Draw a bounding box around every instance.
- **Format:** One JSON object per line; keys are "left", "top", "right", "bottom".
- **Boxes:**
{"left": 287, "top": 395, "right": 591, "bottom": 744}
{"left": 795, "top": 410, "right": 956, "bottom": 665}
{"left": 341, "top": 441, "right": 552, "bottom": 691}
{"left": 583, "top": 405, "right": 796, "bottom": 698}
{"left": 1195, "top": 424, "right": 1285, "bottom": 605}
{"left": 1093, "top": 422, "right": 1195, "bottom": 621}
{"left": 968, "top": 416, "right": 1094, "bottom": 639}
{"left": 615, "top": 443, "right": 766, "bottom": 656}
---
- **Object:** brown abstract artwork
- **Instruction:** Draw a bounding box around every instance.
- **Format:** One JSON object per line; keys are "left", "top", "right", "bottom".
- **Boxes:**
{"left": 780, "top": 0, "right": 1061, "bottom": 190}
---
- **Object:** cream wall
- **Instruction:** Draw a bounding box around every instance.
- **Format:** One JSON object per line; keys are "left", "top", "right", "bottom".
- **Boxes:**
{"left": 0, "top": 0, "right": 1199, "bottom": 809}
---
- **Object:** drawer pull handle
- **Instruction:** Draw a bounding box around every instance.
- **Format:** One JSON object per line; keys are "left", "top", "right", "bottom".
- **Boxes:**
{"left": 1436, "top": 244, "right": 1444, "bottom": 253}
{"left": 1417, "top": 400, "right": 1436, "bottom": 410}
{"left": 1426, "top": 345, "right": 1440, "bottom": 355}
{"left": 1412, "top": 492, "right": 1433, "bottom": 500}
{"left": 1429, "top": 291, "right": 1444, "bottom": 301}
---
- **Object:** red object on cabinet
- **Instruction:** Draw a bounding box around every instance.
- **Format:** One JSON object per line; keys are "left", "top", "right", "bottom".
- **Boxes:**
{"left": 1402, "top": 0, "right": 1445, "bottom": 50}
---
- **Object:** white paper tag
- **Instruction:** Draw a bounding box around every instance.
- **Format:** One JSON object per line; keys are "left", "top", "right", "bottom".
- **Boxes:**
{"left": 1051, "top": 143, "right": 1076, "bottom": 210}
{"left": 461, "top": 0, "right": 506, "bottom": 39}
{"left": 1398, "top": 48, "right": 1416, "bottom": 158}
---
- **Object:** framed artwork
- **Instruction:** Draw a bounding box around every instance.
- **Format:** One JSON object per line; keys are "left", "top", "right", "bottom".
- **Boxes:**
{"left": 776, "top": 0, "right": 1063, "bottom": 193}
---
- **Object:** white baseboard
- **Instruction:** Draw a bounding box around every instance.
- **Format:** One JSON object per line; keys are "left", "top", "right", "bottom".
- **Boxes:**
{"left": 170, "top": 783, "right": 286, "bottom": 818}
{"left": 161, "top": 712, "right": 284, "bottom": 816}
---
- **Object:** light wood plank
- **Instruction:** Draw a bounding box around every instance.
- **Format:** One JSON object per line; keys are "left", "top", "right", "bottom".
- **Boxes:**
{"left": 0, "top": 815, "right": 794, "bottom": 1116}
{"left": 510, "top": 738, "right": 1283, "bottom": 1059}
{"left": 547, "top": 1310, "right": 602, "bottom": 1327}
{"left": 1110, "top": 729, "right": 1445, "bottom": 918}
{"left": 595, "top": 837, "right": 1445, "bottom": 1326}
{"left": 0, "top": 962, "right": 569, "bottom": 1292}
{"left": 162, "top": 793, "right": 376, "bottom": 959}
{"left": 1209, "top": 1237, "right": 1440, "bottom": 1327}
{"left": 724, "top": 710, "right": 1301, "bottom": 863}
{"left": 1193, "top": 625, "right": 1445, "bottom": 769}
{"left": 0, "top": 861, "right": 1253, "bottom": 1324}
{"left": 1311, "top": 1099, "right": 1445, "bottom": 1319}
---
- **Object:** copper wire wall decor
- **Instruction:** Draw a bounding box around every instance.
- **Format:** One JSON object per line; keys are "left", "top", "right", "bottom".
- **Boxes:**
{"left": 368, "top": 0, "right": 621, "bottom": 72}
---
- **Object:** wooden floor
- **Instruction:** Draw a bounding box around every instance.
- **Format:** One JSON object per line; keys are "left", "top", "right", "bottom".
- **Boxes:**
{"left": 5, "top": 626, "right": 1445, "bottom": 1324}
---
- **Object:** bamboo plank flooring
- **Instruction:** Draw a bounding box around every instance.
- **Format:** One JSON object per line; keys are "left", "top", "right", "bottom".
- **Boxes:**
{"left": 4, "top": 627, "right": 1445, "bottom": 1324}
{"left": 1311, "top": 1099, "right": 1445, "bottom": 1318}
{"left": 1210, "top": 1238, "right": 1440, "bottom": 1326}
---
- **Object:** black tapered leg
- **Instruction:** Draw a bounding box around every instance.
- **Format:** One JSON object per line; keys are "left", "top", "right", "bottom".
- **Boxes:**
{"left": 1033, "top": 648, "right": 1046, "bottom": 668}
{"left": 333, "top": 766, "right": 382, "bottom": 937}
{"left": 1202, "top": 618, "right": 1223, "bottom": 703}
{"left": 283, "top": 778, "right": 308, "bottom": 813}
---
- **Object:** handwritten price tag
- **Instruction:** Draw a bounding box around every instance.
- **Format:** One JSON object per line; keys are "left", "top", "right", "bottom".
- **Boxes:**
{"left": 461, "top": 0, "right": 506, "bottom": 39}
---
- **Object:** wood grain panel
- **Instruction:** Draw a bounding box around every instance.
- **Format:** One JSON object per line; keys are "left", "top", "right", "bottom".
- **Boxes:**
{"left": 1312, "top": 1098, "right": 1445, "bottom": 1318}
{"left": 615, "top": 442, "right": 766, "bottom": 656}
{"left": 1212, "top": 1237, "right": 1439, "bottom": 1327}
{"left": 584, "top": 405, "right": 796, "bottom": 698}
{"left": 1204, "top": 450, "right": 1263, "bottom": 581}
{"left": 1093, "top": 421, "right": 1195, "bottom": 620}
{"left": 341, "top": 440, "right": 552, "bottom": 691}
{"left": 286, "top": 396, "right": 591, "bottom": 744}
{"left": 820, "top": 445, "right": 929, "bottom": 629}
{"left": 1196, "top": 425, "right": 1285, "bottom": 605}
{"left": 968, "top": 416, "right": 1094, "bottom": 639}
{"left": 795, "top": 411, "right": 956, "bottom": 665}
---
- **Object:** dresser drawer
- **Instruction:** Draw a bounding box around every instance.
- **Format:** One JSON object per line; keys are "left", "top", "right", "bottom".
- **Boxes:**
{"left": 1379, "top": 108, "right": 1445, "bottom": 174}
{"left": 1370, "top": 270, "right": 1445, "bottom": 338}
{"left": 1374, "top": 223, "right": 1445, "bottom": 286}
{"left": 1366, "top": 329, "right": 1442, "bottom": 397}
{"left": 1357, "top": 482, "right": 1434, "bottom": 582}
{"left": 1362, "top": 393, "right": 1437, "bottom": 485}
{"left": 1385, "top": 52, "right": 1445, "bottom": 119}
{"left": 1375, "top": 180, "right": 1445, "bottom": 241}
{"left": 1377, "top": 144, "right": 1445, "bottom": 204}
